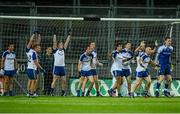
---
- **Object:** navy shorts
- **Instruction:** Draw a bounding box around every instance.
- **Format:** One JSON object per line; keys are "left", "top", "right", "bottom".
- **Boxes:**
{"left": 26, "top": 69, "right": 37, "bottom": 80}
{"left": 158, "top": 64, "right": 171, "bottom": 76}
{"left": 122, "top": 69, "right": 131, "bottom": 77}
{"left": 112, "top": 70, "right": 124, "bottom": 77}
{"left": 136, "top": 70, "right": 149, "bottom": 78}
{"left": 4, "top": 70, "right": 16, "bottom": 77}
{"left": 81, "top": 70, "right": 92, "bottom": 77}
{"left": 91, "top": 69, "right": 97, "bottom": 76}
{"left": 53, "top": 66, "right": 65, "bottom": 76}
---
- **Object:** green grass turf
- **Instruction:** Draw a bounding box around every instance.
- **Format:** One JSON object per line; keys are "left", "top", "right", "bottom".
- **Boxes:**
{"left": 0, "top": 96, "right": 180, "bottom": 113}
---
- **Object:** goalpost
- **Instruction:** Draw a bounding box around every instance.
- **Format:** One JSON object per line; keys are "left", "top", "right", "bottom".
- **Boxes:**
{"left": 0, "top": 15, "right": 180, "bottom": 96}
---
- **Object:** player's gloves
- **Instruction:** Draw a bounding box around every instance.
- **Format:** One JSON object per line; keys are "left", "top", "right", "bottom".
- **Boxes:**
{"left": 155, "top": 64, "right": 160, "bottom": 67}
{"left": 68, "top": 29, "right": 72, "bottom": 36}
{"left": 53, "top": 27, "right": 57, "bottom": 35}
{"left": 40, "top": 68, "right": 46, "bottom": 74}
{"left": 33, "top": 30, "right": 40, "bottom": 34}
{"left": 154, "top": 64, "right": 160, "bottom": 70}
{"left": 78, "top": 71, "right": 81, "bottom": 78}
{"left": 0, "top": 69, "right": 4, "bottom": 76}
{"left": 155, "top": 40, "right": 158, "bottom": 47}
{"left": 15, "top": 69, "right": 19, "bottom": 76}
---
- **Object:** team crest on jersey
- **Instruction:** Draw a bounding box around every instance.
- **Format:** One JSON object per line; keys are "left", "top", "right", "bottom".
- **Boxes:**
{"left": 58, "top": 51, "right": 64, "bottom": 56}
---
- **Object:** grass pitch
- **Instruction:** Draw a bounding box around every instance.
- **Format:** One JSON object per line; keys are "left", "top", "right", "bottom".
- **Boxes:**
{"left": 0, "top": 96, "right": 180, "bottom": 113}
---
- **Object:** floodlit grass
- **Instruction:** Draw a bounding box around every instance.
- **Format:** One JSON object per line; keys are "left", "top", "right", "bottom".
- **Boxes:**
{"left": 0, "top": 96, "right": 180, "bottom": 113}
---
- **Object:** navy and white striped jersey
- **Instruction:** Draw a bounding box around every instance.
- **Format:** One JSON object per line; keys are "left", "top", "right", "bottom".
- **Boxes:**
{"left": 79, "top": 53, "right": 93, "bottom": 71}
{"left": 2, "top": 50, "right": 16, "bottom": 70}
{"left": 26, "top": 47, "right": 38, "bottom": 70}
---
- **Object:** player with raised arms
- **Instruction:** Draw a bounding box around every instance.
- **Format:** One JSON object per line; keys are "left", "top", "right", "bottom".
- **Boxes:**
{"left": 50, "top": 30, "right": 71, "bottom": 96}
{"left": 26, "top": 30, "right": 45, "bottom": 97}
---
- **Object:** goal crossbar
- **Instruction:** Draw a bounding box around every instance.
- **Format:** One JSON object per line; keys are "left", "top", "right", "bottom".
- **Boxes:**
{"left": 1, "top": 15, "right": 180, "bottom": 22}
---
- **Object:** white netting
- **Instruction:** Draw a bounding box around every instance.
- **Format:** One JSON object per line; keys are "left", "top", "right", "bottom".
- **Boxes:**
{"left": 0, "top": 17, "right": 179, "bottom": 96}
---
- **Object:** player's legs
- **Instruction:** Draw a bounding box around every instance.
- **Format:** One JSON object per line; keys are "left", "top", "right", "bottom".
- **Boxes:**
{"left": 154, "top": 75, "right": 164, "bottom": 97}
{"left": 60, "top": 76, "right": 66, "bottom": 96}
{"left": 27, "top": 69, "right": 38, "bottom": 97}
{"left": 108, "top": 70, "right": 123, "bottom": 97}
{"left": 93, "top": 76, "right": 102, "bottom": 96}
{"left": 116, "top": 76, "right": 123, "bottom": 97}
{"left": 144, "top": 75, "right": 151, "bottom": 97}
{"left": 3, "top": 76, "right": 9, "bottom": 96}
{"left": 77, "top": 76, "right": 84, "bottom": 97}
{"left": 122, "top": 69, "right": 132, "bottom": 96}
{"left": 135, "top": 80, "right": 141, "bottom": 96}
{"left": 0, "top": 77, "right": 4, "bottom": 95}
{"left": 51, "top": 66, "right": 65, "bottom": 96}
{"left": 163, "top": 74, "right": 172, "bottom": 97}
{"left": 91, "top": 69, "right": 102, "bottom": 96}
{"left": 50, "top": 75, "right": 59, "bottom": 96}
{"left": 131, "top": 77, "right": 143, "bottom": 97}
{"left": 155, "top": 64, "right": 168, "bottom": 97}
{"left": 30, "top": 80, "right": 36, "bottom": 97}
{"left": 81, "top": 77, "right": 88, "bottom": 96}
{"left": 9, "top": 77, "right": 14, "bottom": 96}
{"left": 85, "top": 75, "right": 94, "bottom": 96}
{"left": 27, "top": 80, "right": 31, "bottom": 96}
{"left": 126, "top": 76, "right": 131, "bottom": 96}
{"left": 33, "top": 79, "right": 38, "bottom": 96}
{"left": 111, "top": 76, "right": 117, "bottom": 96}
{"left": 166, "top": 75, "right": 172, "bottom": 90}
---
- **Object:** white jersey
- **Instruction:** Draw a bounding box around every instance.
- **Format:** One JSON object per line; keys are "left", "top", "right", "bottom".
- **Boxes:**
{"left": 2, "top": 50, "right": 16, "bottom": 70}
{"left": 136, "top": 52, "right": 151, "bottom": 72}
{"left": 26, "top": 48, "right": 38, "bottom": 70}
{"left": 53, "top": 48, "right": 65, "bottom": 67}
{"left": 79, "top": 53, "right": 93, "bottom": 71}
{"left": 111, "top": 50, "right": 123, "bottom": 72}
{"left": 121, "top": 48, "right": 133, "bottom": 69}
{"left": 91, "top": 50, "right": 97, "bottom": 69}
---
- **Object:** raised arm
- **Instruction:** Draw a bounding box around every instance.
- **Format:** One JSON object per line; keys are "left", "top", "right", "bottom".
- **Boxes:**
{"left": 134, "top": 46, "right": 141, "bottom": 53}
{"left": 36, "top": 33, "right": 41, "bottom": 45}
{"left": 27, "top": 34, "right": 35, "bottom": 49}
{"left": 134, "top": 41, "right": 145, "bottom": 53}
{"left": 64, "top": 35, "right": 71, "bottom": 49}
{"left": 53, "top": 34, "right": 57, "bottom": 49}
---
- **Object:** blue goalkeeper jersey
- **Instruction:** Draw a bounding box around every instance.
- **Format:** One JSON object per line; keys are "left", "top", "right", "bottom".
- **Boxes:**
{"left": 155, "top": 45, "right": 173, "bottom": 65}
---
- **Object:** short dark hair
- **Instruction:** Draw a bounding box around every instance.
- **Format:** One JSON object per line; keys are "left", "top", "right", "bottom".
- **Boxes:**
{"left": 115, "top": 43, "right": 121, "bottom": 49}
{"left": 8, "top": 42, "right": 14, "bottom": 47}
{"left": 164, "top": 37, "right": 171, "bottom": 41}
{"left": 123, "top": 41, "right": 131, "bottom": 47}
{"left": 57, "top": 41, "right": 64, "bottom": 44}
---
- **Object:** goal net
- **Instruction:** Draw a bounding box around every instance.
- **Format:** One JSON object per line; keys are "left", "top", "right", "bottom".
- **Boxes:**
{"left": 0, "top": 16, "right": 179, "bottom": 96}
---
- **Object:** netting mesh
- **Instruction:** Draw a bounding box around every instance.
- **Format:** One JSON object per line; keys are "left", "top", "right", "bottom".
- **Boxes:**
{"left": 0, "top": 18, "right": 179, "bottom": 96}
